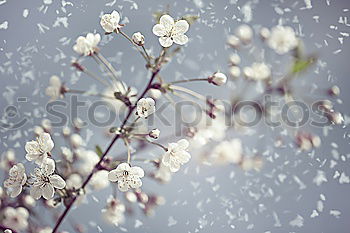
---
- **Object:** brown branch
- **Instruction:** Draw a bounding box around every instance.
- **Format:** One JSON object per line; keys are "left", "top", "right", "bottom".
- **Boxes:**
{"left": 52, "top": 68, "right": 160, "bottom": 233}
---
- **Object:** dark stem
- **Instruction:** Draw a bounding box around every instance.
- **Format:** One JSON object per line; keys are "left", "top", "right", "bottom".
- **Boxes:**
{"left": 52, "top": 68, "right": 160, "bottom": 233}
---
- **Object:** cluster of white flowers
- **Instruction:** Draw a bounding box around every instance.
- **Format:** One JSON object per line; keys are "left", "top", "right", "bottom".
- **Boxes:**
{"left": 243, "top": 62, "right": 271, "bottom": 81}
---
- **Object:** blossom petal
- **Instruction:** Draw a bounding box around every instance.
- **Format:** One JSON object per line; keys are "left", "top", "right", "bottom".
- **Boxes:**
{"left": 174, "top": 20, "right": 189, "bottom": 34}
{"left": 118, "top": 181, "right": 129, "bottom": 192}
{"left": 130, "top": 178, "right": 142, "bottom": 188}
{"left": 177, "top": 151, "right": 191, "bottom": 163}
{"left": 42, "top": 158, "right": 55, "bottom": 175}
{"left": 30, "top": 186, "right": 42, "bottom": 200}
{"left": 173, "top": 34, "right": 189, "bottom": 45}
{"left": 42, "top": 183, "right": 54, "bottom": 200}
{"left": 116, "top": 163, "right": 130, "bottom": 172}
{"left": 159, "top": 37, "right": 173, "bottom": 47}
{"left": 159, "top": 14, "right": 174, "bottom": 32}
{"left": 169, "top": 160, "right": 180, "bottom": 172}
{"left": 39, "top": 133, "right": 54, "bottom": 153}
{"left": 49, "top": 174, "right": 66, "bottom": 189}
{"left": 111, "top": 10, "right": 121, "bottom": 24}
{"left": 152, "top": 24, "right": 167, "bottom": 37}
{"left": 162, "top": 153, "right": 171, "bottom": 166}
{"left": 130, "top": 166, "right": 144, "bottom": 178}
{"left": 177, "top": 139, "right": 189, "bottom": 150}
{"left": 25, "top": 141, "right": 40, "bottom": 155}
{"left": 25, "top": 153, "right": 40, "bottom": 162}
{"left": 10, "top": 185, "right": 22, "bottom": 198}
{"left": 108, "top": 169, "right": 119, "bottom": 182}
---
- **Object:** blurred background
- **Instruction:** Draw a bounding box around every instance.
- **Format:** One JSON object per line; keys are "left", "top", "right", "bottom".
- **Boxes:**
{"left": 0, "top": 0, "right": 350, "bottom": 232}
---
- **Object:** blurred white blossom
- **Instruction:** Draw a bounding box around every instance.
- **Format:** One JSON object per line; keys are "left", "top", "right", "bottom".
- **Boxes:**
{"left": 2, "top": 207, "right": 29, "bottom": 231}
{"left": 267, "top": 25, "right": 298, "bottom": 54}
{"left": 162, "top": 139, "right": 191, "bottom": 172}
{"left": 102, "top": 197, "right": 125, "bottom": 225}
{"left": 4, "top": 163, "right": 27, "bottom": 198}
{"left": 45, "top": 75, "right": 63, "bottom": 101}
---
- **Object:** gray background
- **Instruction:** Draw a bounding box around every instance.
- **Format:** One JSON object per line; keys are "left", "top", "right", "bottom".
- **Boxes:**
{"left": 1, "top": 0, "right": 350, "bottom": 232}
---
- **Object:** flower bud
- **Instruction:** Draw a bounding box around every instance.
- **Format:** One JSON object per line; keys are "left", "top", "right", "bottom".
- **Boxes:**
{"left": 70, "top": 134, "right": 83, "bottom": 148}
{"left": 132, "top": 32, "right": 145, "bottom": 46}
{"left": 227, "top": 35, "right": 240, "bottom": 48}
{"left": 260, "top": 27, "right": 270, "bottom": 40}
{"left": 229, "top": 53, "right": 241, "bottom": 65}
{"left": 328, "top": 85, "right": 340, "bottom": 96}
{"left": 229, "top": 66, "right": 241, "bottom": 78}
{"left": 208, "top": 72, "right": 227, "bottom": 86}
{"left": 149, "top": 129, "right": 160, "bottom": 139}
{"left": 329, "top": 112, "right": 344, "bottom": 125}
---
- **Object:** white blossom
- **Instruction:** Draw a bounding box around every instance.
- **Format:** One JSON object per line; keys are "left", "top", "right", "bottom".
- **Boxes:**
{"left": 243, "top": 62, "right": 271, "bottom": 81}
{"left": 100, "top": 10, "right": 122, "bottom": 33}
{"left": 235, "top": 24, "right": 253, "bottom": 44}
{"left": 267, "top": 25, "right": 298, "bottom": 54}
{"left": 136, "top": 97, "right": 155, "bottom": 118}
{"left": 25, "top": 132, "right": 54, "bottom": 165}
{"left": 61, "top": 146, "right": 73, "bottom": 162}
{"left": 149, "top": 128, "right": 160, "bottom": 139}
{"left": 90, "top": 170, "right": 109, "bottom": 190}
{"left": 189, "top": 113, "right": 227, "bottom": 148}
{"left": 66, "top": 173, "right": 83, "bottom": 190}
{"left": 108, "top": 163, "right": 144, "bottom": 192}
{"left": 102, "top": 197, "right": 125, "bottom": 226}
{"left": 152, "top": 14, "right": 189, "bottom": 47}
{"left": 0, "top": 149, "right": 15, "bottom": 170}
{"left": 45, "top": 75, "right": 63, "bottom": 101}
{"left": 73, "top": 33, "right": 101, "bottom": 56}
{"left": 76, "top": 149, "right": 99, "bottom": 175}
{"left": 227, "top": 35, "right": 240, "bottom": 48}
{"left": 210, "top": 139, "right": 243, "bottom": 165}
{"left": 162, "top": 139, "right": 191, "bottom": 172}
{"left": 132, "top": 32, "right": 145, "bottom": 46}
{"left": 30, "top": 158, "right": 66, "bottom": 200}
{"left": 4, "top": 163, "right": 27, "bottom": 198}
{"left": 70, "top": 133, "right": 83, "bottom": 148}
{"left": 2, "top": 207, "right": 29, "bottom": 232}
{"left": 229, "top": 66, "right": 241, "bottom": 78}
{"left": 208, "top": 72, "right": 227, "bottom": 86}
